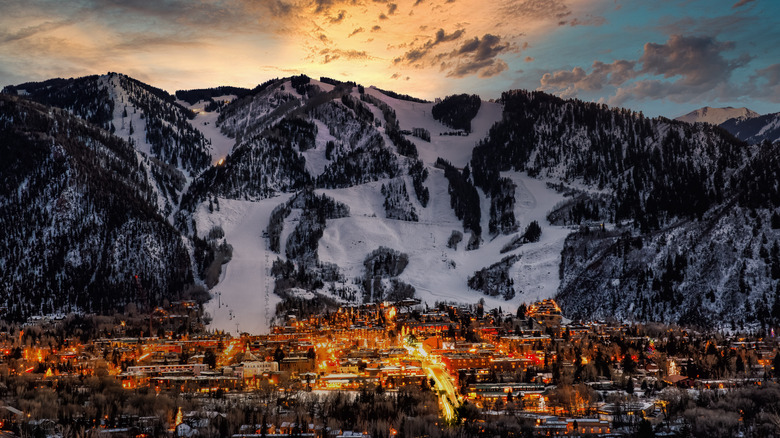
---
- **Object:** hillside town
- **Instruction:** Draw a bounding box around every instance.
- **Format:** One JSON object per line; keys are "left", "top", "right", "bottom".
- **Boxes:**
{"left": 1, "top": 298, "right": 779, "bottom": 437}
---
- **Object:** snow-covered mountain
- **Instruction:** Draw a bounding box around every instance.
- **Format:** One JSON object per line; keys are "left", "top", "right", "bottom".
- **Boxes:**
{"left": 0, "top": 94, "right": 201, "bottom": 319}
{"left": 2, "top": 73, "right": 217, "bottom": 218}
{"left": 675, "top": 106, "right": 759, "bottom": 125}
{"left": 672, "top": 105, "right": 780, "bottom": 145}
{"left": 2, "top": 74, "right": 778, "bottom": 333}
{"left": 720, "top": 111, "right": 780, "bottom": 145}
{"left": 467, "top": 90, "right": 779, "bottom": 329}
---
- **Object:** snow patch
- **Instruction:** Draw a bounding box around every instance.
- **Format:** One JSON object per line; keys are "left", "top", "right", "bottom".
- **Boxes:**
{"left": 181, "top": 97, "right": 238, "bottom": 164}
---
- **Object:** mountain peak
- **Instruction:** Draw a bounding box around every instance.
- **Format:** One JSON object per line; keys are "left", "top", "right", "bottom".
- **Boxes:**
{"left": 675, "top": 106, "right": 759, "bottom": 125}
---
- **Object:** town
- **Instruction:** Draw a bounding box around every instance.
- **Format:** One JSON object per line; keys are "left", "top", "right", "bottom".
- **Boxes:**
{"left": 1, "top": 298, "right": 779, "bottom": 438}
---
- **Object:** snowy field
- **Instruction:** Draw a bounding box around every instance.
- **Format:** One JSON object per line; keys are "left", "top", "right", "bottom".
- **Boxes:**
{"left": 180, "top": 96, "right": 238, "bottom": 164}
{"left": 504, "top": 174, "right": 573, "bottom": 304}
{"left": 318, "top": 172, "right": 570, "bottom": 311}
{"left": 362, "top": 87, "right": 502, "bottom": 168}
{"left": 196, "top": 195, "right": 292, "bottom": 335}
{"left": 195, "top": 172, "right": 572, "bottom": 334}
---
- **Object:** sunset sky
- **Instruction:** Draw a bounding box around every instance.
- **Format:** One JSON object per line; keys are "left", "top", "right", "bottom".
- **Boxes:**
{"left": 1, "top": 0, "right": 778, "bottom": 117}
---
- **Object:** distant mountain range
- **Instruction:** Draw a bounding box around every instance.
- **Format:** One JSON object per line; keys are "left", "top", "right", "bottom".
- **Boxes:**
{"left": 676, "top": 105, "right": 780, "bottom": 144}
{"left": 675, "top": 106, "right": 759, "bottom": 125}
{"left": 1, "top": 74, "right": 778, "bottom": 332}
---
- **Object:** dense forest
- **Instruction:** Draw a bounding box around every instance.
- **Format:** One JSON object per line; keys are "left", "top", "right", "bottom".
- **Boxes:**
{"left": 0, "top": 95, "right": 197, "bottom": 319}
{"left": 436, "top": 158, "right": 482, "bottom": 240}
{"left": 175, "top": 86, "right": 251, "bottom": 105}
{"left": 431, "top": 94, "right": 481, "bottom": 133}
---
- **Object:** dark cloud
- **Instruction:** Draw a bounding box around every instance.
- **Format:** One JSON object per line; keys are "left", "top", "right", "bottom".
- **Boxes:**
{"left": 732, "top": 0, "right": 755, "bottom": 8}
{"left": 447, "top": 34, "right": 513, "bottom": 78}
{"left": 447, "top": 58, "right": 508, "bottom": 78}
{"left": 320, "top": 48, "right": 371, "bottom": 64}
{"left": 378, "top": 13, "right": 388, "bottom": 20}
{"left": 0, "top": 19, "right": 75, "bottom": 44}
{"left": 434, "top": 28, "right": 466, "bottom": 44}
{"left": 265, "top": 0, "right": 294, "bottom": 17}
{"left": 540, "top": 35, "right": 753, "bottom": 104}
{"left": 749, "top": 63, "right": 780, "bottom": 102}
{"left": 394, "top": 28, "right": 465, "bottom": 65}
{"left": 387, "top": 3, "right": 398, "bottom": 15}
{"left": 394, "top": 30, "right": 511, "bottom": 78}
{"left": 397, "top": 48, "right": 427, "bottom": 63}
{"left": 540, "top": 60, "right": 638, "bottom": 97}
{"left": 638, "top": 35, "right": 748, "bottom": 87}
{"left": 455, "top": 37, "right": 479, "bottom": 55}
{"left": 754, "top": 63, "right": 780, "bottom": 85}
{"left": 329, "top": 10, "right": 347, "bottom": 23}
{"left": 501, "top": 0, "right": 571, "bottom": 22}
{"left": 313, "top": 0, "right": 335, "bottom": 14}
{"left": 371, "top": 25, "right": 382, "bottom": 32}
{"left": 348, "top": 27, "right": 364, "bottom": 37}
{"left": 566, "top": 15, "right": 607, "bottom": 27}
{"left": 309, "top": 0, "right": 364, "bottom": 14}
{"left": 478, "top": 59, "right": 508, "bottom": 78}
{"left": 541, "top": 67, "right": 587, "bottom": 89}
{"left": 454, "top": 34, "right": 509, "bottom": 62}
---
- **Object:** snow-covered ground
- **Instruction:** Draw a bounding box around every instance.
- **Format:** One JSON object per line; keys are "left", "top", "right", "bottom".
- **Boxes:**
{"left": 318, "top": 171, "right": 571, "bottom": 311}
{"left": 101, "top": 75, "right": 154, "bottom": 157}
{"left": 303, "top": 119, "right": 339, "bottom": 177}
{"left": 675, "top": 106, "right": 758, "bottom": 125}
{"left": 504, "top": 173, "right": 572, "bottom": 304}
{"left": 362, "top": 87, "right": 502, "bottom": 168}
{"left": 192, "top": 84, "right": 574, "bottom": 333}
{"left": 181, "top": 96, "right": 237, "bottom": 164}
{"left": 196, "top": 195, "right": 292, "bottom": 335}
{"left": 195, "top": 172, "right": 571, "bottom": 335}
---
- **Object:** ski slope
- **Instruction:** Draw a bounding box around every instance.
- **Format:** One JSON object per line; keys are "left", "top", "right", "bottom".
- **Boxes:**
{"left": 318, "top": 171, "right": 571, "bottom": 311}
{"left": 196, "top": 195, "right": 292, "bottom": 335}
{"left": 191, "top": 83, "right": 575, "bottom": 334}
{"left": 181, "top": 96, "right": 238, "bottom": 164}
{"left": 504, "top": 173, "right": 573, "bottom": 304}
{"left": 362, "top": 87, "right": 502, "bottom": 168}
{"left": 102, "top": 75, "right": 155, "bottom": 157}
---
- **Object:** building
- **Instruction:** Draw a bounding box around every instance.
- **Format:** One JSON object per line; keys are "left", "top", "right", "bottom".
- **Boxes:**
{"left": 127, "top": 363, "right": 208, "bottom": 376}
{"left": 242, "top": 361, "right": 279, "bottom": 378}
{"left": 527, "top": 299, "right": 563, "bottom": 327}
{"left": 279, "top": 357, "right": 316, "bottom": 376}
{"left": 440, "top": 352, "right": 492, "bottom": 374}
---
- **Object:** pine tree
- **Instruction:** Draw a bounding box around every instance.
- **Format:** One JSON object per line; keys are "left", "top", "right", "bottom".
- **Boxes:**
{"left": 772, "top": 211, "right": 780, "bottom": 229}
{"left": 523, "top": 221, "right": 542, "bottom": 242}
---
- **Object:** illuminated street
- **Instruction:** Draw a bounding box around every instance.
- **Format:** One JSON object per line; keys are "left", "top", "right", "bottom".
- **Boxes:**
{"left": 425, "top": 362, "right": 459, "bottom": 422}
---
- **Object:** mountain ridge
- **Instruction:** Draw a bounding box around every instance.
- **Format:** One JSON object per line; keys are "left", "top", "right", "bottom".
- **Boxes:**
{"left": 2, "top": 72, "right": 778, "bottom": 332}
{"left": 675, "top": 106, "right": 759, "bottom": 125}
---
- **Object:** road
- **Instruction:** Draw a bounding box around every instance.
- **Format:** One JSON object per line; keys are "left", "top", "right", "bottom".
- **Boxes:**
{"left": 409, "top": 344, "right": 460, "bottom": 422}
{"left": 425, "top": 362, "right": 460, "bottom": 422}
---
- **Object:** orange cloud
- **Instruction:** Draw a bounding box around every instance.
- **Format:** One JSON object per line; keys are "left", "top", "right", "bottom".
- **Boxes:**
{"left": 0, "top": 0, "right": 608, "bottom": 98}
